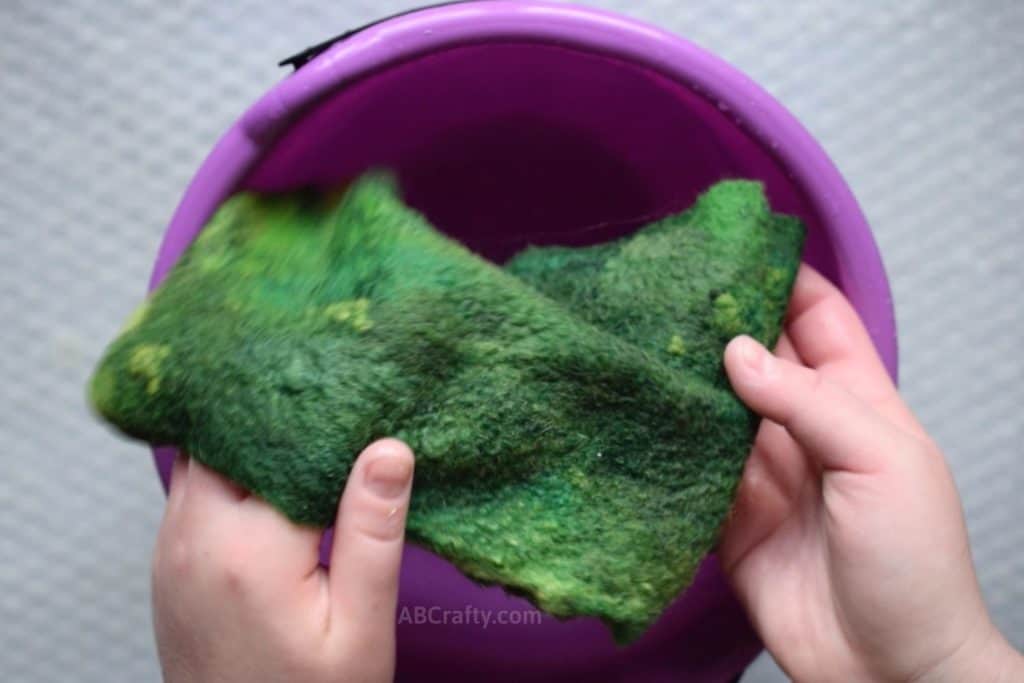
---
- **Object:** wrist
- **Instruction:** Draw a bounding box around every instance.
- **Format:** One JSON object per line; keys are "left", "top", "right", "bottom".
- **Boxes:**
{"left": 912, "top": 619, "right": 1023, "bottom": 683}
{"left": 978, "top": 633, "right": 1024, "bottom": 683}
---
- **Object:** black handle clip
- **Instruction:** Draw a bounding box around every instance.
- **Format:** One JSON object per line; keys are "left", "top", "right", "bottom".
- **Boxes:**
{"left": 278, "top": 0, "right": 485, "bottom": 70}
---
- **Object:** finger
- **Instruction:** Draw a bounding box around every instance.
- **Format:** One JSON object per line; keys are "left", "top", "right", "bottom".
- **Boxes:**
{"left": 719, "top": 413, "right": 811, "bottom": 569}
{"left": 329, "top": 438, "right": 414, "bottom": 639}
{"left": 785, "top": 265, "right": 883, "bottom": 367}
{"left": 222, "top": 495, "right": 326, "bottom": 591}
{"left": 785, "top": 265, "right": 894, "bottom": 398}
{"left": 755, "top": 419, "right": 813, "bottom": 497}
{"left": 720, "top": 425, "right": 797, "bottom": 572}
{"left": 179, "top": 456, "right": 248, "bottom": 532}
{"left": 720, "top": 333, "right": 805, "bottom": 572}
{"left": 178, "top": 460, "right": 327, "bottom": 611}
{"left": 773, "top": 331, "right": 801, "bottom": 365}
{"left": 154, "top": 452, "right": 190, "bottom": 574}
{"left": 725, "top": 335, "right": 919, "bottom": 473}
{"left": 751, "top": 334, "right": 814, "bottom": 498}
{"left": 785, "top": 266, "right": 926, "bottom": 434}
{"left": 166, "top": 451, "right": 189, "bottom": 519}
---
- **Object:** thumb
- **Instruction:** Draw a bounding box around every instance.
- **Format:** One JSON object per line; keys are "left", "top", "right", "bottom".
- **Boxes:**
{"left": 724, "top": 335, "right": 913, "bottom": 473}
{"left": 329, "top": 438, "right": 415, "bottom": 641}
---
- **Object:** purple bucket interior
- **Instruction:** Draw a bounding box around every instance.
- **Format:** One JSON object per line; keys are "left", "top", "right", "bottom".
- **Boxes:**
{"left": 159, "top": 39, "right": 868, "bottom": 681}
{"left": 243, "top": 43, "right": 835, "bottom": 277}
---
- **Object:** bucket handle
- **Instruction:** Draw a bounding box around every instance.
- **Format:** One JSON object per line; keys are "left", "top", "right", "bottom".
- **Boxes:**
{"left": 278, "top": 0, "right": 486, "bottom": 70}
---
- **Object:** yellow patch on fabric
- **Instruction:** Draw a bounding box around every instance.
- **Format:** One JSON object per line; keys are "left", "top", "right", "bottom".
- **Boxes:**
{"left": 128, "top": 344, "right": 170, "bottom": 394}
{"left": 325, "top": 298, "right": 373, "bottom": 332}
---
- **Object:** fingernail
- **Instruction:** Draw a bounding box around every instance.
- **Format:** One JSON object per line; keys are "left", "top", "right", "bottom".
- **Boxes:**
{"left": 739, "top": 336, "right": 769, "bottom": 374}
{"left": 366, "top": 455, "right": 413, "bottom": 499}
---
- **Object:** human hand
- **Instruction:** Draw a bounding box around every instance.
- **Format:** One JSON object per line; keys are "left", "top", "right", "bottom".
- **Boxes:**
{"left": 721, "top": 265, "right": 1023, "bottom": 682}
{"left": 151, "top": 438, "right": 414, "bottom": 683}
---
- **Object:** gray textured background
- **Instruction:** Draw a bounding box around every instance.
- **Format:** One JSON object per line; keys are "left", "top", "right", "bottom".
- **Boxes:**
{"left": 1, "top": 1, "right": 1021, "bottom": 681}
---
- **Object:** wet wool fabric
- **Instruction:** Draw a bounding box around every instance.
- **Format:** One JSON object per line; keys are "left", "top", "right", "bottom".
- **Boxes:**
{"left": 89, "top": 173, "right": 804, "bottom": 642}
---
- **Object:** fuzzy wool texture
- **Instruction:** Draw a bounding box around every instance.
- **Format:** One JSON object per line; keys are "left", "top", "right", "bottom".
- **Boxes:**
{"left": 89, "top": 174, "right": 804, "bottom": 643}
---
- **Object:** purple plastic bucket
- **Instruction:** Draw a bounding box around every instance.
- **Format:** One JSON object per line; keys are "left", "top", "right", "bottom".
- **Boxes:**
{"left": 148, "top": 2, "right": 897, "bottom": 681}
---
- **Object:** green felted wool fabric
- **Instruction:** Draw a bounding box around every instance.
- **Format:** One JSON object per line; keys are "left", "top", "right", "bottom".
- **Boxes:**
{"left": 505, "top": 180, "right": 802, "bottom": 389}
{"left": 89, "top": 173, "right": 804, "bottom": 643}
